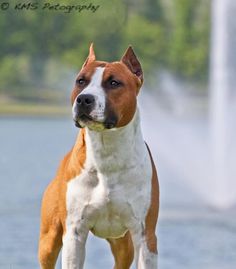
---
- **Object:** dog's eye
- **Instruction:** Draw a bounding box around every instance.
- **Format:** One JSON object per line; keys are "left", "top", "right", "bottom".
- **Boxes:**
{"left": 110, "top": 80, "right": 120, "bottom": 88}
{"left": 76, "top": 78, "right": 86, "bottom": 86}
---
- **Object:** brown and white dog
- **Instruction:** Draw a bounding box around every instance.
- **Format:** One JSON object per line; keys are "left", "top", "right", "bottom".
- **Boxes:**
{"left": 38, "top": 44, "right": 159, "bottom": 269}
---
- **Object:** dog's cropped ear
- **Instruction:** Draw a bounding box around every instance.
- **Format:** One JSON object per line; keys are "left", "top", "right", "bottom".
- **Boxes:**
{"left": 82, "top": 43, "right": 96, "bottom": 68}
{"left": 121, "top": 46, "right": 143, "bottom": 83}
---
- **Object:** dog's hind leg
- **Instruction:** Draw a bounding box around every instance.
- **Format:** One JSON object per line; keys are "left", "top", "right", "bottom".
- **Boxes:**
{"left": 107, "top": 231, "right": 134, "bottom": 269}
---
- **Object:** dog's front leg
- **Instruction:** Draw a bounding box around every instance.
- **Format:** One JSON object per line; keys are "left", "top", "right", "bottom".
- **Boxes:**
{"left": 61, "top": 226, "right": 89, "bottom": 269}
{"left": 130, "top": 224, "right": 158, "bottom": 269}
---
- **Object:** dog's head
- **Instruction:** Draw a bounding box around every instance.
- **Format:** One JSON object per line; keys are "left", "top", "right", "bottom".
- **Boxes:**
{"left": 71, "top": 44, "right": 143, "bottom": 131}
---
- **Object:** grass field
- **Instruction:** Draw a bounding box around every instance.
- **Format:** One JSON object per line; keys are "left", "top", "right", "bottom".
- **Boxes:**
{"left": 0, "top": 102, "right": 71, "bottom": 117}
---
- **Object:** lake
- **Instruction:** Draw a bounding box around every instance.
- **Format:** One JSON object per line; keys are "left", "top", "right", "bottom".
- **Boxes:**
{"left": 0, "top": 118, "right": 235, "bottom": 269}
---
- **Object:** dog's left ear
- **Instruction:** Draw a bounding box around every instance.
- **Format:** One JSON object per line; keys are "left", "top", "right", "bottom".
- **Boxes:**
{"left": 121, "top": 46, "right": 143, "bottom": 83}
{"left": 82, "top": 43, "right": 96, "bottom": 68}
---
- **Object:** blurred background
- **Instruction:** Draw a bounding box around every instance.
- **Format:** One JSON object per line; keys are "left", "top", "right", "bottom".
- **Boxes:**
{"left": 0, "top": 0, "right": 235, "bottom": 268}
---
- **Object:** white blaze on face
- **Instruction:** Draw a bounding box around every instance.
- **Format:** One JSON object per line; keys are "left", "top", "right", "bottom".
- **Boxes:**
{"left": 81, "top": 67, "right": 106, "bottom": 121}
{"left": 72, "top": 67, "right": 106, "bottom": 125}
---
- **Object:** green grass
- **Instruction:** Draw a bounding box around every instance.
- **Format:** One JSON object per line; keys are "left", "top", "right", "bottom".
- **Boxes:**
{"left": 0, "top": 103, "right": 71, "bottom": 117}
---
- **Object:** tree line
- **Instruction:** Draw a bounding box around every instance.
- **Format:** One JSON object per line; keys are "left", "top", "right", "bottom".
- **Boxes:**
{"left": 0, "top": 0, "right": 210, "bottom": 101}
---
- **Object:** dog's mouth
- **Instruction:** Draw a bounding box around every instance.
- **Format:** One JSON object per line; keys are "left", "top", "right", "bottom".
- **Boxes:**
{"left": 74, "top": 113, "right": 103, "bottom": 128}
{"left": 74, "top": 113, "right": 92, "bottom": 126}
{"left": 73, "top": 113, "right": 118, "bottom": 130}
{"left": 79, "top": 114, "right": 94, "bottom": 122}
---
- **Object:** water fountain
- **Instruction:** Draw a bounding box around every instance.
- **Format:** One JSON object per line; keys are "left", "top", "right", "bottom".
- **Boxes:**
{"left": 140, "top": 0, "right": 236, "bottom": 210}
{"left": 209, "top": 0, "right": 234, "bottom": 208}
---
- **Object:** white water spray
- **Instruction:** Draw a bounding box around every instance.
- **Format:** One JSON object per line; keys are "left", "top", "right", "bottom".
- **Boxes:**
{"left": 209, "top": 0, "right": 235, "bottom": 208}
{"left": 140, "top": 0, "right": 236, "bottom": 210}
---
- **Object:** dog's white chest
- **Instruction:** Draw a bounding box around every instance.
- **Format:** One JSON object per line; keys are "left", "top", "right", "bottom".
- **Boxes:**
{"left": 65, "top": 111, "right": 152, "bottom": 239}
{"left": 66, "top": 160, "right": 151, "bottom": 239}
{"left": 87, "top": 176, "right": 131, "bottom": 238}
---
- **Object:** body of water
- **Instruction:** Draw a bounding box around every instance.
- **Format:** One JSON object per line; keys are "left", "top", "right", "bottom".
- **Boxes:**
{"left": 0, "top": 118, "right": 235, "bottom": 269}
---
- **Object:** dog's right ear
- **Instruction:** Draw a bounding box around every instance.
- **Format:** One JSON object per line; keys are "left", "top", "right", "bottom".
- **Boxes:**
{"left": 82, "top": 43, "right": 96, "bottom": 68}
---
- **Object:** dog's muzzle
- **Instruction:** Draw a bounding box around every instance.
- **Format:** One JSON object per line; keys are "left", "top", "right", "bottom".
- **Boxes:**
{"left": 73, "top": 93, "right": 118, "bottom": 130}
{"left": 73, "top": 94, "right": 96, "bottom": 126}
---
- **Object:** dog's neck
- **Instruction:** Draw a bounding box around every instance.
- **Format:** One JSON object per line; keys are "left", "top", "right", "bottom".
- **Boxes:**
{"left": 83, "top": 108, "right": 146, "bottom": 172}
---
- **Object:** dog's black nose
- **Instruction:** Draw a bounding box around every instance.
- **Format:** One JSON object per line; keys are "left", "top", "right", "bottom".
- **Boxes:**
{"left": 76, "top": 94, "right": 95, "bottom": 108}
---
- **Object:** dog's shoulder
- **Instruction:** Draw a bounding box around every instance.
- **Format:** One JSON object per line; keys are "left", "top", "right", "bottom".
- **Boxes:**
{"left": 55, "top": 129, "right": 87, "bottom": 182}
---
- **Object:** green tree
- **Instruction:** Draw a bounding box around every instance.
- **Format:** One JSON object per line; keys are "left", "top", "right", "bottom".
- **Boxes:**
{"left": 167, "top": 0, "right": 210, "bottom": 80}
{"left": 123, "top": 12, "right": 165, "bottom": 76}
{"left": 142, "top": 0, "right": 163, "bottom": 22}
{"left": 0, "top": 0, "right": 211, "bottom": 101}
